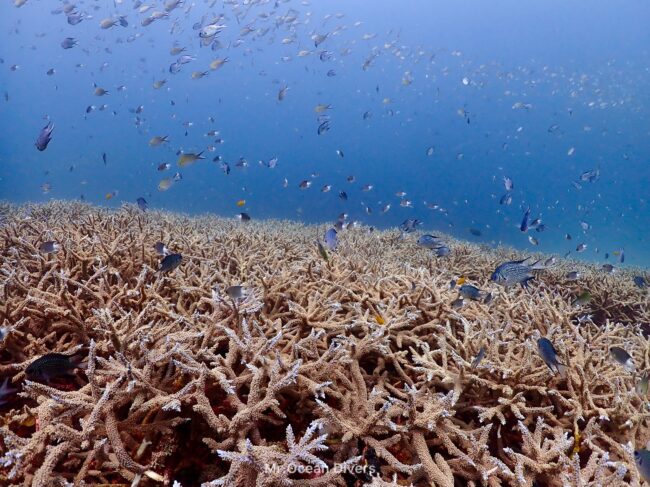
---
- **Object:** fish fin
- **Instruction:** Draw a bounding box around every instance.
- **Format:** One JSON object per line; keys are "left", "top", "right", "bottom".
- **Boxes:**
{"left": 69, "top": 353, "right": 86, "bottom": 370}
{"left": 520, "top": 276, "right": 534, "bottom": 288}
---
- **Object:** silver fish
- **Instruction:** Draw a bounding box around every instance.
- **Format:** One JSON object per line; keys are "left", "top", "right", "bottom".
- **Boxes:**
{"left": 39, "top": 240, "right": 61, "bottom": 254}
{"left": 609, "top": 346, "right": 634, "bottom": 372}
{"left": 491, "top": 258, "right": 542, "bottom": 288}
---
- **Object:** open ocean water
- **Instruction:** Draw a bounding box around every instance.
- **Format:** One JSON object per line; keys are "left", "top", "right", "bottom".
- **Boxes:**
{"left": 1, "top": 0, "right": 649, "bottom": 267}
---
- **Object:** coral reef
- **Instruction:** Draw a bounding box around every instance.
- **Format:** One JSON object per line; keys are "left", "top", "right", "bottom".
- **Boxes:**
{"left": 0, "top": 200, "right": 649, "bottom": 486}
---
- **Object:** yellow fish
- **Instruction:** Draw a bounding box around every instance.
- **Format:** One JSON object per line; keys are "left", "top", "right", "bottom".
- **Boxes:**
{"left": 158, "top": 178, "right": 173, "bottom": 191}
{"left": 572, "top": 424, "right": 581, "bottom": 455}
{"left": 236, "top": 199, "right": 246, "bottom": 207}
{"left": 314, "top": 104, "right": 332, "bottom": 113}
{"left": 209, "top": 58, "right": 229, "bottom": 70}
{"left": 149, "top": 135, "right": 169, "bottom": 146}
{"left": 105, "top": 192, "right": 114, "bottom": 200}
{"left": 456, "top": 276, "right": 466, "bottom": 286}
{"left": 374, "top": 314, "right": 385, "bottom": 325}
{"left": 177, "top": 152, "right": 205, "bottom": 167}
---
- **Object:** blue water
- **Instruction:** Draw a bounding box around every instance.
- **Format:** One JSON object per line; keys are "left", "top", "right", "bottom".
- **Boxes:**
{"left": 1, "top": 0, "right": 649, "bottom": 266}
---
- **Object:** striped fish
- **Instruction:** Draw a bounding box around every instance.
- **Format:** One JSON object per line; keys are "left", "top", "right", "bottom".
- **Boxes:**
{"left": 491, "top": 258, "right": 543, "bottom": 288}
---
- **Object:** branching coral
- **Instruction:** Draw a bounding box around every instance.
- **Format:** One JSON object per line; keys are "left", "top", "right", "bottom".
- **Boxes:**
{"left": 0, "top": 201, "right": 649, "bottom": 486}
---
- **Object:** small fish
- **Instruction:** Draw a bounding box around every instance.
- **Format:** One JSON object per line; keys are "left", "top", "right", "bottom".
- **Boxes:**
{"left": 26, "top": 352, "right": 83, "bottom": 382}
{"left": 316, "top": 240, "right": 329, "bottom": 261}
{"left": 426, "top": 146, "right": 434, "bottom": 157}
{"left": 159, "top": 253, "right": 182, "bottom": 273}
{"left": 157, "top": 162, "right": 171, "bottom": 171}
{"left": 634, "top": 449, "right": 650, "bottom": 482}
{"left": 317, "top": 120, "right": 331, "bottom": 135}
{"left": 225, "top": 285, "right": 245, "bottom": 300}
{"left": 39, "top": 241, "right": 61, "bottom": 254}
{"left": 209, "top": 58, "right": 229, "bottom": 70}
{"left": 100, "top": 17, "right": 118, "bottom": 29}
{"left": 399, "top": 219, "right": 422, "bottom": 234}
{"left": 459, "top": 284, "right": 483, "bottom": 301}
{"left": 93, "top": 86, "right": 109, "bottom": 96}
{"left": 149, "top": 135, "right": 169, "bottom": 146}
{"left": 237, "top": 212, "right": 251, "bottom": 221}
{"left": 158, "top": 178, "right": 173, "bottom": 191}
{"left": 434, "top": 245, "right": 450, "bottom": 257}
{"left": 572, "top": 291, "right": 592, "bottom": 306}
{"left": 520, "top": 207, "right": 531, "bottom": 232}
{"left": 471, "top": 347, "right": 485, "bottom": 368}
{"left": 298, "top": 180, "right": 312, "bottom": 190}
{"left": 314, "top": 103, "right": 332, "bottom": 113}
{"left": 321, "top": 184, "right": 331, "bottom": 193}
{"left": 236, "top": 199, "right": 246, "bottom": 207}
{"left": 374, "top": 314, "right": 385, "bottom": 325}
{"left": 576, "top": 243, "right": 587, "bottom": 253}
{"left": 491, "top": 259, "right": 542, "bottom": 288}
{"left": 469, "top": 228, "right": 482, "bottom": 237}
{"left": 336, "top": 149, "right": 344, "bottom": 158}
{"left": 61, "top": 37, "right": 77, "bottom": 49}
{"left": 35, "top": 121, "right": 54, "bottom": 151}
{"left": 278, "top": 85, "right": 289, "bottom": 101}
{"left": 609, "top": 346, "right": 635, "bottom": 372}
{"left": 601, "top": 264, "right": 615, "bottom": 274}
{"left": 324, "top": 228, "right": 338, "bottom": 251}
{"left": 500, "top": 193, "right": 512, "bottom": 205}
{"left": 503, "top": 176, "right": 514, "bottom": 191}
{"left": 451, "top": 297, "right": 464, "bottom": 309}
{"left": 528, "top": 236, "right": 539, "bottom": 246}
{"left": 136, "top": 197, "right": 148, "bottom": 211}
{"left": 565, "top": 271, "right": 581, "bottom": 280}
{"left": 177, "top": 152, "right": 205, "bottom": 167}
{"left": 565, "top": 233, "right": 572, "bottom": 240}
{"left": 153, "top": 242, "right": 169, "bottom": 256}
{"left": 102, "top": 152, "right": 107, "bottom": 165}
{"left": 537, "top": 337, "right": 565, "bottom": 376}
{"left": 338, "top": 191, "right": 348, "bottom": 200}
{"left": 579, "top": 167, "right": 600, "bottom": 183}
{"left": 417, "top": 234, "right": 443, "bottom": 249}
{"left": 633, "top": 276, "right": 647, "bottom": 289}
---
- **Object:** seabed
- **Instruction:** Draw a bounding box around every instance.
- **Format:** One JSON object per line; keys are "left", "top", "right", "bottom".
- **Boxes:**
{"left": 0, "top": 200, "right": 649, "bottom": 486}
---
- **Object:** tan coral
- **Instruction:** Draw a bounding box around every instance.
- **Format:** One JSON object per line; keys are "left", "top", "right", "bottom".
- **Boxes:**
{"left": 0, "top": 201, "right": 648, "bottom": 486}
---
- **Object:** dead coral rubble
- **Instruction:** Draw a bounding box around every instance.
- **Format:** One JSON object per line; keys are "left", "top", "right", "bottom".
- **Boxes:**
{"left": 0, "top": 201, "right": 649, "bottom": 486}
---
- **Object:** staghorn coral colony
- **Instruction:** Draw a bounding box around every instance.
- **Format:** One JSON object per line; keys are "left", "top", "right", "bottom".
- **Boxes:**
{"left": 0, "top": 201, "right": 649, "bottom": 487}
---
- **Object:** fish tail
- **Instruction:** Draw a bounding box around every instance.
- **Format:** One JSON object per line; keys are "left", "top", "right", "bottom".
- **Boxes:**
{"left": 69, "top": 353, "right": 86, "bottom": 369}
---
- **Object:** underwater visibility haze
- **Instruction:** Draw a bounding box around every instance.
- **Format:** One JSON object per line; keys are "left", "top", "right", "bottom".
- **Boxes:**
{"left": 3, "top": 1, "right": 650, "bottom": 486}
{"left": 1, "top": 0, "right": 650, "bottom": 266}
